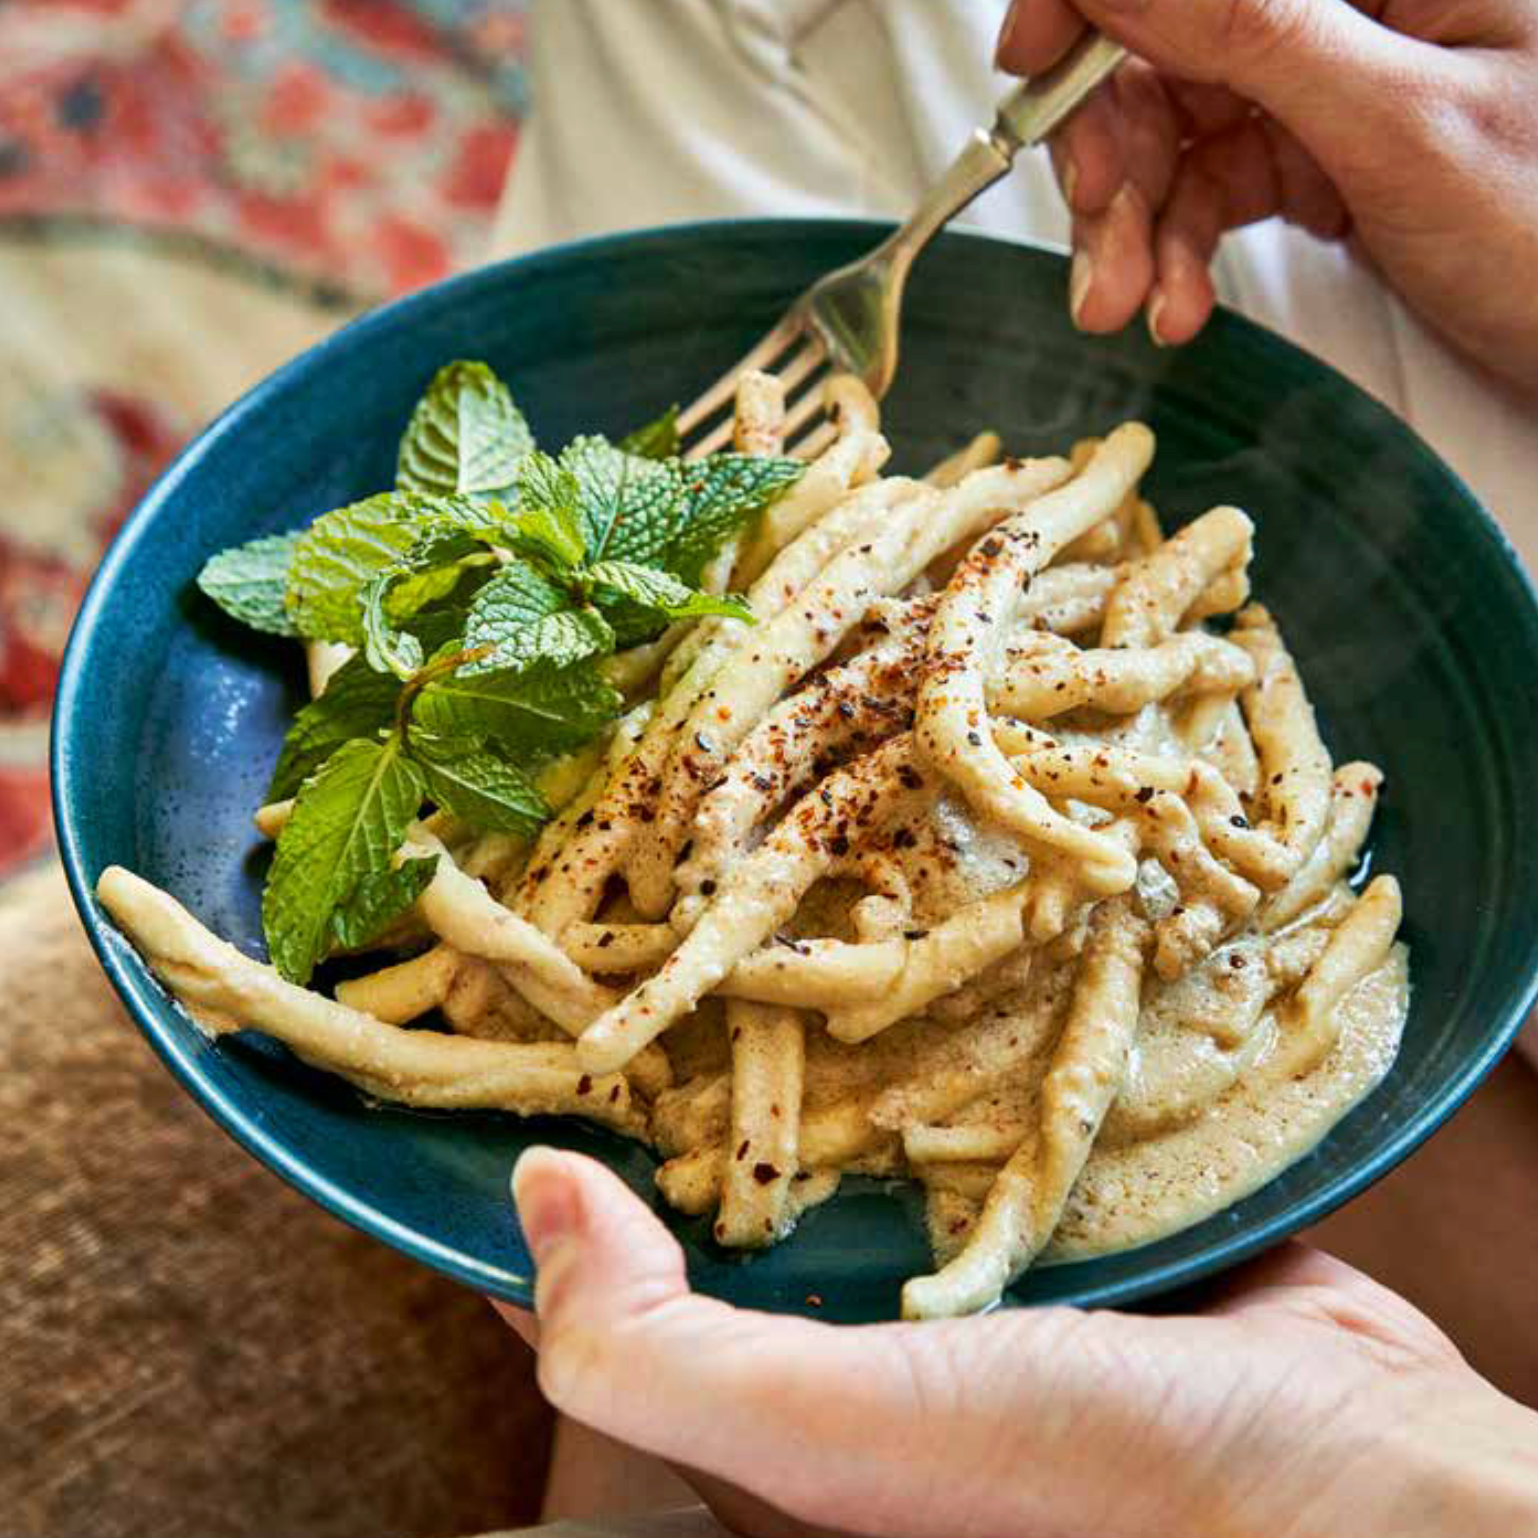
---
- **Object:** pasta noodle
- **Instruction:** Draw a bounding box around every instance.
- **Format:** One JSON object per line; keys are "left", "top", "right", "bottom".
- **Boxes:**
{"left": 100, "top": 392, "right": 1410, "bottom": 1317}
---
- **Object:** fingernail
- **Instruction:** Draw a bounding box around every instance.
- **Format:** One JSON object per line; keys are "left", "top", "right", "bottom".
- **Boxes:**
{"left": 1070, "top": 248, "right": 1093, "bottom": 330}
{"left": 994, "top": 0, "right": 1026, "bottom": 67}
{"left": 1147, "top": 288, "right": 1170, "bottom": 347}
{"left": 513, "top": 1148, "right": 581, "bottom": 1263}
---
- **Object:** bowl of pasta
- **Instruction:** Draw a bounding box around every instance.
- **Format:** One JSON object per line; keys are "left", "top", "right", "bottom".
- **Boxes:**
{"left": 54, "top": 219, "right": 1538, "bottom": 1321}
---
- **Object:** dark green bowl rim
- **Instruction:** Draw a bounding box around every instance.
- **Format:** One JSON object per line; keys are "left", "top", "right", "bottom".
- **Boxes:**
{"left": 52, "top": 217, "right": 1538, "bottom": 1310}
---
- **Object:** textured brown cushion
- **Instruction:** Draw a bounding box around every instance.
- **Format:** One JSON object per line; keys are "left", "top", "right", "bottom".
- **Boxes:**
{"left": 0, "top": 866, "right": 552, "bottom": 1538}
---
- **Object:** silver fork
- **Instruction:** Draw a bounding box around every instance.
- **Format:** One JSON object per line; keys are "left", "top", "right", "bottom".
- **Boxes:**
{"left": 677, "top": 31, "right": 1127, "bottom": 461}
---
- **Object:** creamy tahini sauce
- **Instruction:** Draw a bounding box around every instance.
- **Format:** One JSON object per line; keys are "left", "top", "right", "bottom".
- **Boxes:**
{"left": 1045, "top": 944, "right": 1408, "bottom": 1259}
{"left": 699, "top": 757, "right": 1410, "bottom": 1264}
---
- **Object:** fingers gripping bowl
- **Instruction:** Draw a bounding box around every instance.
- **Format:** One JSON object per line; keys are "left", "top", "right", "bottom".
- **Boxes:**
{"left": 55, "top": 222, "right": 1538, "bottom": 1321}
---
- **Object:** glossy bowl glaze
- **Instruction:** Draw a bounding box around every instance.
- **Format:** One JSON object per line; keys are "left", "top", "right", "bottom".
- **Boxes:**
{"left": 54, "top": 220, "right": 1538, "bottom": 1321}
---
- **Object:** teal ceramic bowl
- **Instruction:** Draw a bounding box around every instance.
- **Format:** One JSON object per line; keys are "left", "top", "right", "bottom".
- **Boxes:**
{"left": 54, "top": 220, "right": 1538, "bottom": 1322}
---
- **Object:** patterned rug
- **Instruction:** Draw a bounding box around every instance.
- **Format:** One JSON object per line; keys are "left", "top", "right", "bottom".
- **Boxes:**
{"left": 0, "top": 0, "right": 530, "bottom": 877}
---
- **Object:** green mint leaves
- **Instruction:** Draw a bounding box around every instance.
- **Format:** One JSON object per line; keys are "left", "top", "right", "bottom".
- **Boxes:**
{"left": 412, "top": 731, "right": 548, "bottom": 837}
{"left": 263, "top": 736, "right": 428, "bottom": 984}
{"left": 586, "top": 561, "right": 751, "bottom": 623}
{"left": 397, "top": 360, "right": 534, "bottom": 495}
{"left": 195, "top": 359, "right": 805, "bottom": 981}
{"left": 463, "top": 563, "right": 615, "bottom": 675}
{"left": 619, "top": 404, "right": 680, "bottom": 461}
{"left": 411, "top": 660, "right": 621, "bottom": 758}
{"left": 509, "top": 452, "right": 586, "bottom": 569}
{"left": 267, "top": 655, "right": 402, "bottom": 802}
{"left": 669, "top": 455, "right": 805, "bottom": 586}
{"left": 197, "top": 532, "right": 302, "bottom": 636}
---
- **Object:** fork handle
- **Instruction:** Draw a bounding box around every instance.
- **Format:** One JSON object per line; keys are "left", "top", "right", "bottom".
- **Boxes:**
{"left": 878, "top": 32, "right": 1127, "bottom": 268}
{"left": 993, "top": 32, "right": 1128, "bottom": 152}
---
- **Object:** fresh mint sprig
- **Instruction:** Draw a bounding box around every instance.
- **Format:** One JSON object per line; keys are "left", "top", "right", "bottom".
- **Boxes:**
{"left": 193, "top": 358, "right": 804, "bottom": 981}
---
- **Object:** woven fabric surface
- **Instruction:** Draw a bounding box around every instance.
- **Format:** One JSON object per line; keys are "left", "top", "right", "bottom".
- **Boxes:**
{"left": 0, "top": 868, "right": 553, "bottom": 1538}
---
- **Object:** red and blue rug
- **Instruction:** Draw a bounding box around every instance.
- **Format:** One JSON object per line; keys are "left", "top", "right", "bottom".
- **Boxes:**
{"left": 0, "top": 0, "right": 531, "bottom": 876}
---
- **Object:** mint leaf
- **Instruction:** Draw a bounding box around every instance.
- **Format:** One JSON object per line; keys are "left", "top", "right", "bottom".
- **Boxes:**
{"left": 619, "top": 405, "right": 680, "bottom": 461}
{"left": 587, "top": 560, "right": 752, "bottom": 623}
{"left": 263, "top": 735, "right": 426, "bottom": 983}
{"left": 561, "top": 435, "right": 685, "bottom": 566}
{"left": 462, "top": 560, "right": 612, "bottom": 675}
{"left": 668, "top": 454, "right": 803, "bottom": 586}
{"left": 412, "top": 661, "right": 620, "bottom": 759}
{"left": 598, "top": 598, "right": 670, "bottom": 649}
{"left": 197, "top": 531, "right": 301, "bottom": 637}
{"left": 411, "top": 730, "right": 548, "bottom": 836}
{"left": 268, "top": 656, "right": 402, "bottom": 801}
{"left": 288, "top": 492, "right": 502, "bottom": 644}
{"left": 397, "top": 360, "right": 534, "bottom": 496}
{"left": 360, "top": 528, "right": 490, "bottom": 679}
{"left": 361, "top": 574, "right": 425, "bottom": 678}
{"left": 328, "top": 856, "right": 437, "bottom": 951}
{"left": 511, "top": 452, "right": 585, "bottom": 569}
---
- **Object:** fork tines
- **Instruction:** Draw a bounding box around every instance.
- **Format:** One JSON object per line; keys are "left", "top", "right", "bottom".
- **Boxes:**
{"left": 677, "top": 313, "right": 832, "bottom": 461}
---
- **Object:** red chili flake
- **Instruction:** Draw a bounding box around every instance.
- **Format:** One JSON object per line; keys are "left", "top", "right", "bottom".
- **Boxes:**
{"left": 577, "top": 1074, "right": 593, "bottom": 1095}
{"left": 948, "top": 1218, "right": 970, "bottom": 1235}
{"left": 1135, "top": 786, "right": 1154, "bottom": 803}
{"left": 1360, "top": 778, "right": 1375, "bottom": 795}
{"left": 736, "top": 1139, "right": 750, "bottom": 1161}
{"left": 1271, "top": 772, "right": 1284, "bottom": 785}
{"left": 752, "top": 1162, "right": 780, "bottom": 1185}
